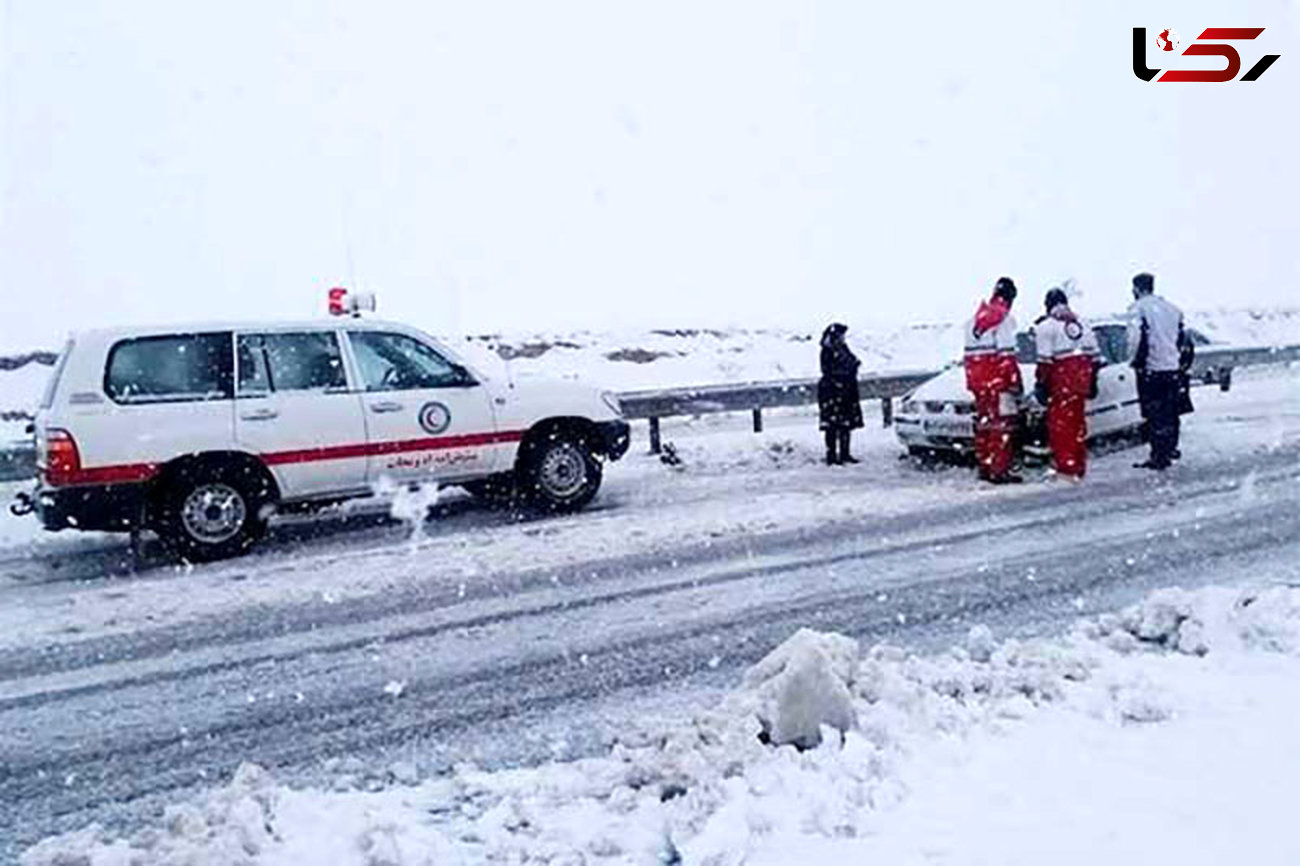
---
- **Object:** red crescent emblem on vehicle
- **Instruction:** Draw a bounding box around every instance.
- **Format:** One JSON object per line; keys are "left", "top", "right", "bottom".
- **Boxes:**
{"left": 418, "top": 402, "right": 452, "bottom": 435}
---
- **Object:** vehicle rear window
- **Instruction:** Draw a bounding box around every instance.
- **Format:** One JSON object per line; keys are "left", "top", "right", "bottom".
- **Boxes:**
{"left": 105, "top": 332, "right": 233, "bottom": 404}
{"left": 40, "top": 339, "right": 74, "bottom": 409}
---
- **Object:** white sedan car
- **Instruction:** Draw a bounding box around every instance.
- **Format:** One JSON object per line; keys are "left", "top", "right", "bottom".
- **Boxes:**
{"left": 894, "top": 322, "right": 1211, "bottom": 459}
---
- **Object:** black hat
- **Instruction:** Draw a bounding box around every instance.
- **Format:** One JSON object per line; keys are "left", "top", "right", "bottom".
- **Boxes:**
{"left": 1045, "top": 288, "right": 1069, "bottom": 311}
{"left": 1132, "top": 272, "right": 1155, "bottom": 295}
{"left": 993, "top": 277, "right": 1017, "bottom": 302}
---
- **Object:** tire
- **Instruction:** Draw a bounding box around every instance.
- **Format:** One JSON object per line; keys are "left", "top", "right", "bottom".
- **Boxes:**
{"left": 153, "top": 461, "right": 272, "bottom": 562}
{"left": 518, "top": 430, "right": 603, "bottom": 513}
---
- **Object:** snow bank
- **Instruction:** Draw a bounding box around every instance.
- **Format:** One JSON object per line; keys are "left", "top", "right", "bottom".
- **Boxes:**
{"left": 24, "top": 582, "right": 1300, "bottom": 866}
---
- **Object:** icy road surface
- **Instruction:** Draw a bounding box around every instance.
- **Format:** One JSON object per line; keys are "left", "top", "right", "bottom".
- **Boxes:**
{"left": 0, "top": 367, "right": 1297, "bottom": 859}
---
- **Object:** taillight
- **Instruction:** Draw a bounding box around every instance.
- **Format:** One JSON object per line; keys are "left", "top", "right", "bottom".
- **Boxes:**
{"left": 42, "top": 429, "right": 82, "bottom": 486}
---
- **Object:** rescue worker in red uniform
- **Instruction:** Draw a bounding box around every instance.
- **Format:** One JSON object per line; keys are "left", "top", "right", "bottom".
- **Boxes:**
{"left": 964, "top": 277, "right": 1024, "bottom": 484}
{"left": 1033, "top": 289, "right": 1101, "bottom": 479}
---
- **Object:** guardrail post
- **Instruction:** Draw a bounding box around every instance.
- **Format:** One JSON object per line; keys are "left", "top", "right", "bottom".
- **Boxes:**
{"left": 881, "top": 397, "right": 894, "bottom": 427}
{"left": 752, "top": 408, "right": 763, "bottom": 433}
{"left": 648, "top": 417, "right": 662, "bottom": 454}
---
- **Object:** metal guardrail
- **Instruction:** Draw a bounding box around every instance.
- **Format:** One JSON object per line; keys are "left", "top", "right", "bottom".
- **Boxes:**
{"left": 0, "top": 444, "right": 35, "bottom": 484}
{"left": 1190, "top": 344, "right": 1300, "bottom": 380}
{"left": 618, "top": 371, "right": 938, "bottom": 453}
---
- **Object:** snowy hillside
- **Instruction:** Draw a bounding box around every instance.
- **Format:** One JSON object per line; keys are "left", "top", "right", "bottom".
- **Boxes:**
{"left": 3, "top": 308, "right": 1298, "bottom": 445}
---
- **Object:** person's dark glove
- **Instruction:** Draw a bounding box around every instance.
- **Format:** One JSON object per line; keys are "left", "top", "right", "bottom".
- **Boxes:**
{"left": 1034, "top": 382, "right": 1050, "bottom": 406}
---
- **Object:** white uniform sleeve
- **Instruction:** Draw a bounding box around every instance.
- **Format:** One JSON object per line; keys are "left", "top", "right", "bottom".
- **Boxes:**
{"left": 1034, "top": 321, "right": 1054, "bottom": 362}
{"left": 997, "top": 314, "right": 1019, "bottom": 353}
{"left": 1080, "top": 318, "right": 1101, "bottom": 356}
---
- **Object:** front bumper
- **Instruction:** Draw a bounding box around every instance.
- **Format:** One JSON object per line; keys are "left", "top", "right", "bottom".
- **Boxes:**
{"left": 29, "top": 482, "right": 146, "bottom": 532}
{"left": 595, "top": 420, "right": 632, "bottom": 461}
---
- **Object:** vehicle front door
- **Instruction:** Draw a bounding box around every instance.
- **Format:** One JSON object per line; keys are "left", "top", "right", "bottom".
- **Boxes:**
{"left": 345, "top": 330, "right": 500, "bottom": 485}
{"left": 234, "top": 330, "right": 369, "bottom": 499}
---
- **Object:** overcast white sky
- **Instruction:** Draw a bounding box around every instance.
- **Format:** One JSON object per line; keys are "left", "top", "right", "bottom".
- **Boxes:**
{"left": 1, "top": 0, "right": 1296, "bottom": 349}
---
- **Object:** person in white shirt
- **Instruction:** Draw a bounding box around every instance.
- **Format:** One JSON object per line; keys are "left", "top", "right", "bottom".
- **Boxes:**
{"left": 1127, "top": 272, "right": 1187, "bottom": 469}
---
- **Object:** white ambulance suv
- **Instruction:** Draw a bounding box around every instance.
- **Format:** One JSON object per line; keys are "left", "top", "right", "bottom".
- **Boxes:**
{"left": 20, "top": 318, "right": 630, "bottom": 561}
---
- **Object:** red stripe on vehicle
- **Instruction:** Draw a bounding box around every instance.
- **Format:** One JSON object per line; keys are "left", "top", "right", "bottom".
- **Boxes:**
{"left": 261, "top": 430, "right": 526, "bottom": 466}
{"left": 50, "top": 431, "right": 526, "bottom": 487}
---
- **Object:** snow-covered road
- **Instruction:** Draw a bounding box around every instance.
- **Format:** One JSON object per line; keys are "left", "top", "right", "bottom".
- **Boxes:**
{"left": 1, "top": 368, "right": 1297, "bottom": 861}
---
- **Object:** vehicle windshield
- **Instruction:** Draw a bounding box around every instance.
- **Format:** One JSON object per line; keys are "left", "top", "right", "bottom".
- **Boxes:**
{"left": 1014, "top": 324, "right": 1131, "bottom": 366}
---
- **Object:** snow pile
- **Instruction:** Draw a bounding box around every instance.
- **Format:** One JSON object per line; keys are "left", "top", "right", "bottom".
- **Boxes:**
{"left": 1081, "top": 584, "right": 1300, "bottom": 658}
{"left": 738, "top": 628, "right": 859, "bottom": 749}
{"left": 25, "top": 582, "right": 1300, "bottom": 866}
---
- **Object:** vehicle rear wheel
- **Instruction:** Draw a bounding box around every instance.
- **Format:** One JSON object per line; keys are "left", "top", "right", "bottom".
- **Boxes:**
{"left": 153, "top": 463, "right": 271, "bottom": 562}
{"left": 518, "top": 431, "right": 603, "bottom": 513}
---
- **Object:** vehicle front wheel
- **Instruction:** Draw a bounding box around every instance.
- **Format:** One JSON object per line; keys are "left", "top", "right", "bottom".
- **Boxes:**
{"left": 153, "top": 463, "right": 271, "bottom": 562}
{"left": 518, "top": 432, "right": 603, "bottom": 513}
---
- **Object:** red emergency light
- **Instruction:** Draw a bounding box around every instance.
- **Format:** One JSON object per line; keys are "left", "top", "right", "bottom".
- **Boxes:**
{"left": 328, "top": 287, "right": 349, "bottom": 316}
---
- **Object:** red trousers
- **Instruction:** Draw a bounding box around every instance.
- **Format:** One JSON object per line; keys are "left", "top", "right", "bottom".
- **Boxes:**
{"left": 973, "top": 390, "right": 1016, "bottom": 480}
{"left": 1047, "top": 392, "right": 1088, "bottom": 477}
{"left": 1044, "top": 356, "right": 1094, "bottom": 478}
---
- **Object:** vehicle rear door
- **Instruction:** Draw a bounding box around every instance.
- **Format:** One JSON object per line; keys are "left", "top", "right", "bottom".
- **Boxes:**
{"left": 234, "top": 330, "right": 369, "bottom": 499}
{"left": 344, "top": 329, "right": 501, "bottom": 485}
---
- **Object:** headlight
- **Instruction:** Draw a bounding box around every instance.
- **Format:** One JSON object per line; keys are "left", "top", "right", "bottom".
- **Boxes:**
{"left": 601, "top": 391, "right": 624, "bottom": 417}
{"left": 901, "top": 400, "right": 919, "bottom": 415}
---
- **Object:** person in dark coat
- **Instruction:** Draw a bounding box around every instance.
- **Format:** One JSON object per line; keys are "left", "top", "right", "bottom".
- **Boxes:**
{"left": 818, "top": 323, "right": 864, "bottom": 465}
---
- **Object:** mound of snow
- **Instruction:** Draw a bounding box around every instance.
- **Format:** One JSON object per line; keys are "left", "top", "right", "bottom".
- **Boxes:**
{"left": 737, "top": 628, "right": 859, "bottom": 749}
{"left": 22, "top": 583, "right": 1300, "bottom": 866}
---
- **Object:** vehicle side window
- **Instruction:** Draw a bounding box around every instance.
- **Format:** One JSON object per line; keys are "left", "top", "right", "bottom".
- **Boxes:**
{"left": 105, "top": 332, "right": 233, "bottom": 404}
{"left": 348, "top": 331, "right": 471, "bottom": 391}
{"left": 1015, "top": 332, "right": 1037, "bottom": 364}
{"left": 237, "top": 332, "right": 347, "bottom": 394}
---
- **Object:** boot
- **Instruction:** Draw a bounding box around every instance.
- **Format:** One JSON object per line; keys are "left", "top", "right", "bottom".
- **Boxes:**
{"left": 838, "top": 430, "right": 859, "bottom": 464}
{"left": 824, "top": 430, "right": 840, "bottom": 465}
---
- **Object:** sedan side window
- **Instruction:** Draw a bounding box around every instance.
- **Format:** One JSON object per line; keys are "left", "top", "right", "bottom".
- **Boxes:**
{"left": 237, "top": 332, "right": 347, "bottom": 395}
{"left": 348, "top": 331, "right": 471, "bottom": 392}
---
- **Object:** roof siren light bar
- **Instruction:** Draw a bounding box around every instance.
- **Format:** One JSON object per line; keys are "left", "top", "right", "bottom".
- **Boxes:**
{"left": 327, "top": 287, "right": 377, "bottom": 318}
